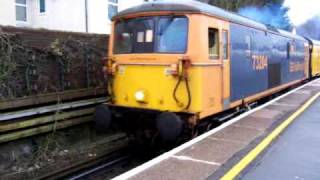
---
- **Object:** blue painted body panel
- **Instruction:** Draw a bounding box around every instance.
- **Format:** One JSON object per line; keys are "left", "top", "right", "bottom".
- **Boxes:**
{"left": 230, "top": 23, "right": 307, "bottom": 102}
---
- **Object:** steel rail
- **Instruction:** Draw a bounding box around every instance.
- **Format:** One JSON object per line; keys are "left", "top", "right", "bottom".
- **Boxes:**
{"left": 0, "top": 116, "right": 92, "bottom": 144}
{"left": 0, "top": 87, "right": 107, "bottom": 111}
{"left": 0, "top": 97, "right": 107, "bottom": 121}
{"left": 69, "top": 155, "right": 131, "bottom": 180}
{"left": 36, "top": 139, "right": 129, "bottom": 180}
{"left": 0, "top": 108, "right": 94, "bottom": 133}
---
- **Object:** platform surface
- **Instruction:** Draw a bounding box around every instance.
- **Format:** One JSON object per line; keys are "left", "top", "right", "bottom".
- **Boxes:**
{"left": 241, "top": 98, "right": 320, "bottom": 180}
{"left": 113, "top": 79, "right": 320, "bottom": 180}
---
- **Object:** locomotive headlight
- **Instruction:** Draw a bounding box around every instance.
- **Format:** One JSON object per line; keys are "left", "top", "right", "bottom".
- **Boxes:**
{"left": 135, "top": 91, "right": 146, "bottom": 102}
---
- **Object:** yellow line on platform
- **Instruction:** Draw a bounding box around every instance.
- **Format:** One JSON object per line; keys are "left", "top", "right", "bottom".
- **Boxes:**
{"left": 221, "top": 92, "right": 320, "bottom": 180}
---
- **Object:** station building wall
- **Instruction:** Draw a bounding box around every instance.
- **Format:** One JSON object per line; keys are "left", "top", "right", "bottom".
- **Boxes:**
{"left": 0, "top": 0, "right": 147, "bottom": 34}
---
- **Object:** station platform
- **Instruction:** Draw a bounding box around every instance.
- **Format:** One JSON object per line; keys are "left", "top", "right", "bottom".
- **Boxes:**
{"left": 241, "top": 93, "right": 320, "bottom": 179}
{"left": 113, "top": 78, "right": 320, "bottom": 180}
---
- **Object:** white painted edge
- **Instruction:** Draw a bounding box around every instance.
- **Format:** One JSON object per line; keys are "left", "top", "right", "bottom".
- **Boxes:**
{"left": 171, "top": 155, "right": 221, "bottom": 166}
{"left": 113, "top": 79, "right": 320, "bottom": 180}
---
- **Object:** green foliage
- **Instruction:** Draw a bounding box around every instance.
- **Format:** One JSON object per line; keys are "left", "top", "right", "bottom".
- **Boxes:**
{"left": 0, "top": 33, "right": 106, "bottom": 99}
{"left": 199, "top": 0, "right": 285, "bottom": 11}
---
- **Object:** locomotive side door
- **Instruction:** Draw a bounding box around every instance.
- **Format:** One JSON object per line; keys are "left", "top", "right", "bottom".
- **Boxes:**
{"left": 221, "top": 29, "right": 230, "bottom": 110}
{"left": 208, "top": 27, "right": 231, "bottom": 110}
{"left": 196, "top": 15, "right": 232, "bottom": 119}
{"left": 304, "top": 42, "right": 310, "bottom": 78}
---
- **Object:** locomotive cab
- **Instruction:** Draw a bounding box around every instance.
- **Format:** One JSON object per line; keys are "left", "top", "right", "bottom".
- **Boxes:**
{"left": 97, "top": 15, "right": 195, "bottom": 141}
{"left": 96, "top": 0, "right": 309, "bottom": 141}
{"left": 95, "top": 2, "right": 231, "bottom": 141}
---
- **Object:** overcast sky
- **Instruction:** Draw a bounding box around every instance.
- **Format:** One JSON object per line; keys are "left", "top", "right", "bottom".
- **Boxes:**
{"left": 284, "top": 0, "right": 320, "bottom": 26}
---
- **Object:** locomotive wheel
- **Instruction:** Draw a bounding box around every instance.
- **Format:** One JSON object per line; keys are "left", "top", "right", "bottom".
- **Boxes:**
{"left": 94, "top": 104, "right": 112, "bottom": 132}
{"left": 156, "top": 112, "right": 183, "bottom": 141}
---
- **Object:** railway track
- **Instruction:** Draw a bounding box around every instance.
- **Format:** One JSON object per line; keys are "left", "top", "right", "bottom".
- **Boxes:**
{"left": 0, "top": 95, "right": 162, "bottom": 180}
{"left": 36, "top": 134, "right": 129, "bottom": 180}
{"left": 66, "top": 154, "right": 131, "bottom": 180}
{"left": 0, "top": 97, "right": 107, "bottom": 144}
{"left": 0, "top": 132, "right": 129, "bottom": 180}
{"left": 0, "top": 88, "right": 107, "bottom": 111}
{"left": 0, "top": 97, "right": 106, "bottom": 121}
{"left": 65, "top": 145, "right": 166, "bottom": 180}
{"left": 0, "top": 94, "right": 134, "bottom": 180}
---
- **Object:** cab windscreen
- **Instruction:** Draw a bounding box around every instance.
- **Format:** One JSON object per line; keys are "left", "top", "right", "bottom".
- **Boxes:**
{"left": 114, "top": 16, "right": 188, "bottom": 54}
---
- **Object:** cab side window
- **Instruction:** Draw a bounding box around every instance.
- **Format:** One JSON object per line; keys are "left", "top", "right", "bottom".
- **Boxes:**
{"left": 222, "top": 30, "right": 228, "bottom": 59}
{"left": 208, "top": 28, "right": 219, "bottom": 59}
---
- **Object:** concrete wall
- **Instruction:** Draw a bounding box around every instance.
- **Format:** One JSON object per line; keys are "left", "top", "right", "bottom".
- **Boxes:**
{"left": 0, "top": 0, "right": 16, "bottom": 26}
{"left": 87, "top": 0, "right": 109, "bottom": 34}
{"left": 0, "top": 0, "right": 146, "bottom": 34}
{"left": 88, "top": 0, "right": 145, "bottom": 34}
{"left": 28, "top": 0, "right": 87, "bottom": 32}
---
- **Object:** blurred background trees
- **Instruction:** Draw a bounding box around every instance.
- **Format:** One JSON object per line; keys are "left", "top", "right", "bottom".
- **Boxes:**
{"left": 297, "top": 16, "right": 320, "bottom": 40}
{"left": 198, "top": 0, "right": 284, "bottom": 12}
{"left": 197, "top": 0, "right": 293, "bottom": 31}
{"left": 194, "top": 0, "right": 320, "bottom": 39}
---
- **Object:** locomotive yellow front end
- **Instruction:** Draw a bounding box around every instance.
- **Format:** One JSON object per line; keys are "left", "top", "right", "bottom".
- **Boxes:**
{"left": 109, "top": 15, "right": 201, "bottom": 114}
{"left": 95, "top": 13, "right": 203, "bottom": 140}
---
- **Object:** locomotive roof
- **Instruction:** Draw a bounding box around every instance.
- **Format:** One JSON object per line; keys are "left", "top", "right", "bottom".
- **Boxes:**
{"left": 113, "top": 0, "right": 305, "bottom": 41}
{"left": 311, "top": 39, "right": 320, "bottom": 46}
